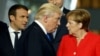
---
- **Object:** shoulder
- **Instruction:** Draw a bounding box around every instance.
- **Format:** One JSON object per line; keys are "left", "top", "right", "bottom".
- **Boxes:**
{"left": 61, "top": 34, "right": 74, "bottom": 41}
{"left": 22, "top": 22, "right": 44, "bottom": 37}
{"left": 87, "top": 31, "right": 100, "bottom": 37}
{"left": 0, "top": 21, "right": 7, "bottom": 29}
{"left": 87, "top": 31, "right": 100, "bottom": 41}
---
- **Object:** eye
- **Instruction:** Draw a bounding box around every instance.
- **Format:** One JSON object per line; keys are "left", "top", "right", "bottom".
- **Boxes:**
{"left": 68, "top": 21, "right": 72, "bottom": 25}
{"left": 21, "top": 16, "right": 25, "bottom": 18}
{"left": 27, "top": 16, "right": 29, "bottom": 18}
{"left": 57, "top": 18, "right": 60, "bottom": 20}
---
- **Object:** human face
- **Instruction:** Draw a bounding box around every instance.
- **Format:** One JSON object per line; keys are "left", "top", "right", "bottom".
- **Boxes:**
{"left": 11, "top": 8, "right": 28, "bottom": 31}
{"left": 48, "top": 0, "right": 63, "bottom": 8}
{"left": 46, "top": 13, "right": 61, "bottom": 33}
{"left": 66, "top": 17, "right": 81, "bottom": 35}
{"left": 54, "top": 0, "right": 63, "bottom": 8}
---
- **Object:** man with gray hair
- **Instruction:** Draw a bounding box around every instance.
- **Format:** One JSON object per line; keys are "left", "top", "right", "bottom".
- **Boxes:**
{"left": 17, "top": 3, "right": 61, "bottom": 56}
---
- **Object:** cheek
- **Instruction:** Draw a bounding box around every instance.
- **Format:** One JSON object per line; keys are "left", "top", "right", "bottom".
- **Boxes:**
{"left": 68, "top": 25, "right": 76, "bottom": 31}
{"left": 51, "top": 20, "right": 57, "bottom": 24}
{"left": 54, "top": 20, "right": 59, "bottom": 26}
{"left": 71, "top": 26, "right": 79, "bottom": 33}
{"left": 49, "top": 22, "right": 57, "bottom": 30}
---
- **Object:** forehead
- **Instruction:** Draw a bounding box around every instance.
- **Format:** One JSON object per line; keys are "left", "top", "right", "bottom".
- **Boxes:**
{"left": 67, "top": 16, "right": 75, "bottom": 21}
{"left": 67, "top": 19, "right": 78, "bottom": 25}
{"left": 67, "top": 16, "right": 78, "bottom": 23}
{"left": 54, "top": 0, "right": 63, "bottom": 1}
{"left": 48, "top": 0, "right": 63, "bottom": 2}
{"left": 53, "top": 12, "right": 61, "bottom": 18}
{"left": 16, "top": 8, "right": 27, "bottom": 13}
{"left": 16, "top": 8, "right": 28, "bottom": 15}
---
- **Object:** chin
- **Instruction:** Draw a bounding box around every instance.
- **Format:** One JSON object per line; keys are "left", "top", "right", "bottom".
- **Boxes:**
{"left": 69, "top": 33, "right": 72, "bottom": 35}
{"left": 50, "top": 30, "right": 55, "bottom": 33}
{"left": 69, "top": 31, "right": 71, "bottom": 34}
{"left": 69, "top": 32, "right": 73, "bottom": 35}
{"left": 21, "top": 27, "right": 25, "bottom": 30}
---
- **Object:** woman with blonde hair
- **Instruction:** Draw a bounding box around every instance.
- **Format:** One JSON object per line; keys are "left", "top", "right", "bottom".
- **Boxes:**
{"left": 57, "top": 9, "right": 100, "bottom": 56}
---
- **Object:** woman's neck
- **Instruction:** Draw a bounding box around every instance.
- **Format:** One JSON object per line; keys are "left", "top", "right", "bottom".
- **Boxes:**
{"left": 74, "top": 30, "right": 87, "bottom": 46}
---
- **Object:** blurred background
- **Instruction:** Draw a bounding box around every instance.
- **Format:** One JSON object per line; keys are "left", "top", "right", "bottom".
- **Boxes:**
{"left": 0, "top": 0, "right": 100, "bottom": 34}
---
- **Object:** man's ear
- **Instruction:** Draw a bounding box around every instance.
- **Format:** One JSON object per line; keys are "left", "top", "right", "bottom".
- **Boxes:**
{"left": 10, "top": 15, "right": 15, "bottom": 21}
{"left": 43, "top": 15, "right": 48, "bottom": 23}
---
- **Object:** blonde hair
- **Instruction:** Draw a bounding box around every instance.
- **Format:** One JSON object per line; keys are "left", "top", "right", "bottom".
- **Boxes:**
{"left": 67, "top": 9, "right": 91, "bottom": 31}
{"left": 35, "top": 3, "right": 61, "bottom": 20}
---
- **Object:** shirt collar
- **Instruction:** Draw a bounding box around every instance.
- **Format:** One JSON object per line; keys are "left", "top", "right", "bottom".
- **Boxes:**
{"left": 35, "top": 20, "right": 47, "bottom": 34}
{"left": 61, "top": 7, "right": 64, "bottom": 12}
{"left": 8, "top": 26, "right": 21, "bottom": 33}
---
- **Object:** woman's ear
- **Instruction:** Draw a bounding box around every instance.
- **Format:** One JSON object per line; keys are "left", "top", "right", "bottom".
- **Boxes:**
{"left": 79, "top": 23, "right": 83, "bottom": 29}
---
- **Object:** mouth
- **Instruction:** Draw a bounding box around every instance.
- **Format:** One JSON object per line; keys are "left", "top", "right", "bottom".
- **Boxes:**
{"left": 55, "top": 27, "right": 58, "bottom": 30}
{"left": 67, "top": 28, "right": 70, "bottom": 30}
{"left": 23, "top": 24, "right": 27, "bottom": 27}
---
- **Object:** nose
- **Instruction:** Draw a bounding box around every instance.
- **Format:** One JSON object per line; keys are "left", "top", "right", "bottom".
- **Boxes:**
{"left": 25, "top": 17, "right": 28, "bottom": 23}
{"left": 66, "top": 23, "right": 69, "bottom": 27}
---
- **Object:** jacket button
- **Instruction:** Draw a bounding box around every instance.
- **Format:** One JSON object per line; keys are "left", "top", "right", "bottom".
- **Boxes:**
{"left": 73, "top": 52, "right": 76, "bottom": 55}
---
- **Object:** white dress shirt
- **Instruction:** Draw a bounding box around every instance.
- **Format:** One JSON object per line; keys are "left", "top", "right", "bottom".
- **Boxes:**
{"left": 8, "top": 26, "right": 21, "bottom": 48}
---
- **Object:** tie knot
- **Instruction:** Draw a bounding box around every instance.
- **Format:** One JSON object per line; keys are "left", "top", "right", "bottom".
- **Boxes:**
{"left": 14, "top": 32, "right": 19, "bottom": 35}
{"left": 46, "top": 33, "right": 53, "bottom": 41}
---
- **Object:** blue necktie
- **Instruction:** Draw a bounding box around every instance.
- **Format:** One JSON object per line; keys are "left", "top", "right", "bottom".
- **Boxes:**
{"left": 46, "top": 33, "right": 53, "bottom": 41}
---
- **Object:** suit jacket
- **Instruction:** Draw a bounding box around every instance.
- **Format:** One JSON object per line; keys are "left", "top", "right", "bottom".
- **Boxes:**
{"left": 0, "top": 21, "right": 7, "bottom": 34}
{"left": 0, "top": 28, "right": 15, "bottom": 56}
{"left": 17, "top": 22, "right": 55, "bottom": 56}
{"left": 57, "top": 32, "right": 100, "bottom": 56}
{"left": 0, "top": 26, "right": 23, "bottom": 56}
{"left": 53, "top": 8, "right": 70, "bottom": 51}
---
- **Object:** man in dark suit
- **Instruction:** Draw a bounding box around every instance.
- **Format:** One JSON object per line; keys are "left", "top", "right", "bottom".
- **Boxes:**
{"left": 17, "top": 3, "right": 61, "bottom": 56}
{"left": 47, "top": 0, "right": 70, "bottom": 52}
{"left": 0, "top": 4, "right": 28, "bottom": 56}
{"left": 0, "top": 21, "right": 8, "bottom": 34}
